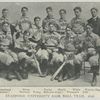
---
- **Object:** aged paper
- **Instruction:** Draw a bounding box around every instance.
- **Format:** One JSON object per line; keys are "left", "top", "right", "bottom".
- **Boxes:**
{"left": 0, "top": 0, "right": 99, "bottom": 99}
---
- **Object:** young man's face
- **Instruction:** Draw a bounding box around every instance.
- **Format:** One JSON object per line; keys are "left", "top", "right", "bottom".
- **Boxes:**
{"left": 49, "top": 24, "right": 56, "bottom": 32}
{"left": 46, "top": 9, "right": 53, "bottom": 17}
{"left": 21, "top": 8, "right": 28, "bottom": 16}
{"left": 35, "top": 18, "right": 40, "bottom": 26}
{"left": 23, "top": 33, "right": 30, "bottom": 41}
{"left": 0, "top": 44, "right": 8, "bottom": 50}
{"left": 91, "top": 9, "right": 98, "bottom": 18}
{"left": 66, "top": 28, "right": 72, "bottom": 36}
{"left": 2, "top": 10, "right": 8, "bottom": 18}
{"left": 86, "top": 25, "right": 93, "bottom": 34}
{"left": 2, "top": 23, "right": 10, "bottom": 32}
{"left": 74, "top": 9, "right": 81, "bottom": 18}
{"left": 59, "top": 10, "right": 66, "bottom": 19}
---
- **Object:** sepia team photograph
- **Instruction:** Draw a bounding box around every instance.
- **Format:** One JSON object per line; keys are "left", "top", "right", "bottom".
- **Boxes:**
{"left": 0, "top": 2, "right": 99, "bottom": 87}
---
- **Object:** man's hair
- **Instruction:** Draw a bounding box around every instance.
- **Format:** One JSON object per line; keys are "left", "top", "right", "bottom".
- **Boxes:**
{"left": 86, "top": 24, "right": 93, "bottom": 29}
{"left": 46, "top": 6, "right": 52, "bottom": 11}
{"left": 66, "top": 24, "right": 72, "bottom": 30}
{"left": 48, "top": 22, "right": 57, "bottom": 29}
{"left": 2, "top": 22, "right": 10, "bottom": 27}
{"left": 2, "top": 8, "right": 8, "bottom": 13}
{"left": 73, "top": 7, "right": 82, "bottom": 12}
{"left": 24, "top": 31, "right": 30, "bottom": 36}
{"left": 59, "top": 9, "right": 66, "bottom": 14}
{"left": 91, "top": 7, "right": 98, "bottom": 12}
{"left": 48, "top": 22, "right": 55, "bottom": 26}
{"left": 21, "top": 7, "right": 28, "bottom": 12}
{"left": 34, "top": 16, "right": 41, "bottom": 22}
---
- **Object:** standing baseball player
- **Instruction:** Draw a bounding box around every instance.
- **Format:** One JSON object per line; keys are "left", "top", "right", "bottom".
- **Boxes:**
{"left": 36, "top": 22, "right": 61, "bottom": 77}
{"left": 42, "top": 6, "right": 60, "bottom": 33}
{"left": 15, "top": 7, "right": 32, "bottom": 41}
{"left": 57, "top": 9, "right": 68, "bottom": 35}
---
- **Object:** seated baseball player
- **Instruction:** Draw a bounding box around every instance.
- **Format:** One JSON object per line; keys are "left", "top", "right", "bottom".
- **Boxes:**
{"left": 63, "top": 24, "right": 100, "bottom": 85}
{"left": 54, "top": 24, "right": 86, "bottom": 82}
{"left": 0, "top": 30, "right": 21, "bottom": 81}
{"left": 82, "top": 24, "right": 100, "bottom": 86}
{"left": 65, "top": 24, "right": 86, "bottom": 80}
{"left": 1, "top": 22, "right": 12, "bottom": 42}
{"left": 51, "top": 26, "right": 76, "bottom": 82}
{"left": 30, "top": 16, "right": 42, "bottom": 43}
{"left": 36, "top": 22, "right": 61, "bottom": 77}
{"left": 15, "top": 31, "right": 43, "bottom": 79}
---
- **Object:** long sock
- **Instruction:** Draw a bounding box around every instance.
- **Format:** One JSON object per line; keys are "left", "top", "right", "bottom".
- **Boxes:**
{"left": 92, "top": 73, "right": 97, "bottom": 82}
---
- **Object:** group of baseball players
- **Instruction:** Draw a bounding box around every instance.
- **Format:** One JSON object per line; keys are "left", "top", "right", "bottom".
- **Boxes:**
{"left": 0, "top": 6, "right": 100, "bottom": 86}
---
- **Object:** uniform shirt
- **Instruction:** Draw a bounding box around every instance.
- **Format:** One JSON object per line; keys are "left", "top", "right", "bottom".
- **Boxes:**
{"left": 0, "top": 31, "right": 12, "bottom": 43}
{"left": 73, "top": 32, "right": 86, "bottom": 51}
{"left": 42, "top": 31, "right": 61, "bottom": 47}
{"left": 0, "top": 32, "right": 11, "bottom": 51}
{"left": 15, "top": 39, "right": 37, "bottom": 51}
{"left": 15, "top": 16, "right": 33, "bottom": 40}
{"left": 83, "top": 32, "right": 100, "bottom": 49}
{"left": 16, "top": 16, "right": 32, "bottom": 32}
{"left": 0, "top": 16, "right": 10, "bottom": 31}
{"left": 0, "top": 16, "right": 9, "bottom": 23}
{"left": 59, "top": 32, "right": 76, "bottom": 52}
{"left": 42, "top": 15, "right": 59, "bottom": 33}
{"left": 88, "top": 17, "right": 100, "bottom": 36}
{"left": 71, "top": 17, "right": 86, "bottom": 28}
{"left": 31, "top": 24, "right": 42, "bottom": 41}
{"left": 58, "top": 18, "right": 67, "bottom": 34}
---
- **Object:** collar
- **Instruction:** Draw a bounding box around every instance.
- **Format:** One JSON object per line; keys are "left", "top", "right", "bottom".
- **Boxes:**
{"left": 23, "top": 39, "right": 30, "bottom": 43}
{"left": 92, "top": 16, "right": 98, "bottom": 20}
{"left": 21, "top": 16, "right": 29, "bottom": 19}
{"left": 75, "top": 16, "right": 82, "bottom": 20}
{"left": 46, "top": 15, "right": 54, "bottom": 19}
{"left": 86, "top": 32, "right": 94, "bottom": 37}
{"left": 33, "top": 24, "right": 41, "bottom": 29}
{"left": 59, "top": 18, "right": 67, "bottom": 22}
{"left": 2, "top": 30, "right": 6, "bottom": 33}
{"left": 1, "top": 16, "right": 9, "bottom": 20}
